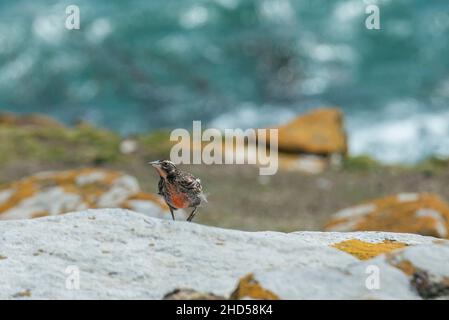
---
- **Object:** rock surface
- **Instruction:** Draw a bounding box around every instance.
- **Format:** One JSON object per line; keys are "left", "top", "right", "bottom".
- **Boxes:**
{"left": 269, "top": 108, "right": 347, "bottom": 155}
{"left": 0, "top": 209, "right": 447, "bottom": 299}
{"left": 325, "top": 193, "right": 449, "bottom": 239}
{"left": 0, "top": 169, "right": 176, "bottom": 220}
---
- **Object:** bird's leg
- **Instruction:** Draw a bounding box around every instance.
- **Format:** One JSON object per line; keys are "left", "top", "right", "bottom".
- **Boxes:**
{"left": 169, "top": 207, "right": 175, "bottom": 221}
{"left": 187, "top": 207, "right": 198, "bottom": 222}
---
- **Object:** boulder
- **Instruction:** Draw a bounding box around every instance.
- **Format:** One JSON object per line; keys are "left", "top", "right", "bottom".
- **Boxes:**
{"left": 269, "top": 108, "right": 347, "bottom": 155}
{"left": 0, "top": 209, "right": 446, "bottom": 299}
{"left": 385, "top": 243, "right": 449, "bottom": 299}
{"left": 0, "top": 169, "right": 175, "bottom": 220}
{"left": 325, "top": 193, "right": 449, "bottom": 239}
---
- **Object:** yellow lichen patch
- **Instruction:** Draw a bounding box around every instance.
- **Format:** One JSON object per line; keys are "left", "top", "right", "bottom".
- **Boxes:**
{"left": 331, "top": 239, "right": 408, "bottom": 260}
{"left": 325, "top": 193, "right": 449, "bottom": 239}
{"left": 230, "top": 273, "right": 280, "bottom": 300}
{"left": 265, "top": 108, "right": 347, "bottom": 155}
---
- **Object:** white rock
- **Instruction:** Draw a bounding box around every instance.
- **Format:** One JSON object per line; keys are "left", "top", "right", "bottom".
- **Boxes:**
{"left": 0, "top": 169, "right": 171, "bottom": 220}
{"left": 0, "top": 209, "right": 446, "bottom": 300}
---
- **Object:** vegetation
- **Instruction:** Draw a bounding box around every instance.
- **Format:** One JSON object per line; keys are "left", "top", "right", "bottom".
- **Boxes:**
{"left": 0, "top": 124, "right": 121, "bottom": 165}
{"left": 342, "top": 154, "right": 382, "bottom": 170}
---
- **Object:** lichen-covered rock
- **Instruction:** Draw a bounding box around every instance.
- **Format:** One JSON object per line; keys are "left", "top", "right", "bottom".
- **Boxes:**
{"left": 269, "top": 108, "right": 347, "bottom": 155}
{"left": 380, "top": 242, "right": 449, "bottom": 299}
{"left": 0, "top": 209, "right": 445, "bottom": 299}
{"left": 0, "top": 169, "right": 174, "bottom": 220}
{"left": 325, "top": 193, "right": 449, "bottom": 239}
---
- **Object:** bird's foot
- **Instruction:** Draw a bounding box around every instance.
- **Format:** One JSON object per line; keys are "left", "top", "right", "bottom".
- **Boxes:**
{"left": 186, "top": 207, "right": 198, "bottom": 222}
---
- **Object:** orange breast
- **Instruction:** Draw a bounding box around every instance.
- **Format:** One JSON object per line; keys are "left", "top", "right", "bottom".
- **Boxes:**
{"left": 167, "top": 184, "right": 189, "bottom": 209}
{"left": 170, "top": 193, "right": 189, "bottom": 209}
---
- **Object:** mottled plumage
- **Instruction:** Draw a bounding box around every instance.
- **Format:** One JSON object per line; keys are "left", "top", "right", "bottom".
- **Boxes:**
{"left": 149, "top": 160, "right": 206, "bottom": 222}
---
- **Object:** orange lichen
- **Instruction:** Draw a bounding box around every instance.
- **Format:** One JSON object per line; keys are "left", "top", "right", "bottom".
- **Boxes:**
{"left": 390, "top": 259, "right": 417, "bottom": 276}
{"left": 332, "top": 239, "right": 408, "bottom": 260}
{"left": 0, "top": 180, "right": 37, "bottom": 213}
{"left": 266, "top": 108, "right": 347, "bottom": 155}
{"left": 0, "top": 168, "right": 164, "bottom": 220}
{"left": 230, "top": 273, "right": 280, "bottom": 300}
{"left": 325, "top": 193, "right": 449, "bottom": 239}
{"left": 386, "top": 254, "right": 449, "bottom": 298}
{"left": 0, "top": 168, "right": 121, "bottom": 217}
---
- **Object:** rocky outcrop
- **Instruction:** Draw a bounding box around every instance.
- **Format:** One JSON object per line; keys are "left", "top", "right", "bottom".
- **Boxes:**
{"left": 270, "top": 108, "right": 347, "bottom": 155}
{"left": 325, "top": 193, "right": 449, "bottom": 239}
{"left": 0, "top": 169, "right": 176, "bottom": 220}
{"left": 0, "top": 209, "right": 447, "bottom": 299}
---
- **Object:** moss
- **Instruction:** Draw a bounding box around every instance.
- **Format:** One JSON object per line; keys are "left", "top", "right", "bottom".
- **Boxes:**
{"left": 343, "top": 155, "right": 382, "bottom": 170}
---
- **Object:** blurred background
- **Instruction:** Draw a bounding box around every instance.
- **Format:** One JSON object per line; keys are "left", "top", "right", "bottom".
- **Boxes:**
{"left": 0, "top": 0, "right": 448, "bottom": 163}
{"left": 0, "top": 0, "right": 448, "bottom": 232}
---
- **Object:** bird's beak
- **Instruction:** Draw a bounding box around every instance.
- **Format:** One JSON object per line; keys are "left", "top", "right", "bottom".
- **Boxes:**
{"left": 148, "top": 160, "right": 161, "bottom": 167}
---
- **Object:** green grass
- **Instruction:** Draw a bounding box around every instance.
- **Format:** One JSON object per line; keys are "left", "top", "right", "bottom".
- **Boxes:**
{"left": 1, "top": 122, "right": 448, "bottom": 176}
{"left": 0, "top": 124, "right": 179, "bottom": 166}
{"left": 343, "top": 154, "right": 382, "bottom": 170}
{"left": 0, "top": 124, "right": 121, "bottom": 165}
{"left": 136, "top": 130, "right": 174, "bottom": 160}
{"left": 414, "top": 156, "right": 449, "bottom": 174}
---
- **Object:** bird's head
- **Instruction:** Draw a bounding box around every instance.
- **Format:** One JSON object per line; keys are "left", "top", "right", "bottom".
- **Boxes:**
{"left": 148, "top": 160, "right": 178, "bottom": 178}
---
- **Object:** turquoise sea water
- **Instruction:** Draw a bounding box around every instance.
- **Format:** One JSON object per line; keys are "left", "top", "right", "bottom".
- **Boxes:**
{"left": 0, "top": 0, "right": 448, "bottom": 163}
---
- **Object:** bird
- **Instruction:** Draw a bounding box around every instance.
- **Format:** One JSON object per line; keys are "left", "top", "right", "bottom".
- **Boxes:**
{"left": 148, "top": 160, "right": 206, "bottom": 222}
